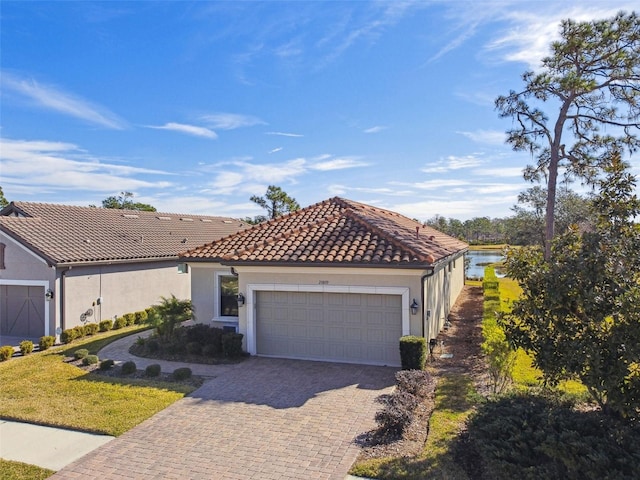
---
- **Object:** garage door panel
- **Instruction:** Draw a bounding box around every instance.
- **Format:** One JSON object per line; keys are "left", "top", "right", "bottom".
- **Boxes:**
{"left": 256, "top": 291, "right": 402, "bottom": 366}
{"left": 0, "top": 285, "right": 45, "bottom": 337}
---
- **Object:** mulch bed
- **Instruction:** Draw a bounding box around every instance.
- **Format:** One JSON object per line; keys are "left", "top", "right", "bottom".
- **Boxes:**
{"left": 65, "top": 356, "right": 206, "bottom": 388}
{"left": 355, "top": 284, "right": 487, "bottom": 460}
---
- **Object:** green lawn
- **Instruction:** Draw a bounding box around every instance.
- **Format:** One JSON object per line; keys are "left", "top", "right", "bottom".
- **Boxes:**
{"left": 0, "top": 326, "right": 197, "bottom": 436}
{"left": 0, "top": 459, "right": 53, "bottom": 480}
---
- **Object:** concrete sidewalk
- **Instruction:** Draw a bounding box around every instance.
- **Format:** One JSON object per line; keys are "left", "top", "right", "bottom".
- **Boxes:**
{"left": 0, "top": 419, "right": 113, "bottom": 471}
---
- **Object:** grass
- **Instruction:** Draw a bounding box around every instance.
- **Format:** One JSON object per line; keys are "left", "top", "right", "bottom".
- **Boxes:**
{"left": 0, "top": 459, "right": 54, "bottom": 480}
{"left": 349, "top": 374, "right": 477, "bottom": 480}
{"left": 468, "top": 244, "right": 508, "bottom": 251}
{"left": 0, "top": 325, "right": 197, "bottom": 436}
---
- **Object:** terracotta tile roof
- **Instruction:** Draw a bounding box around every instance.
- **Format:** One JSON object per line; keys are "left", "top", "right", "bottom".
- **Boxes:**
{"left": 0, "top": 202, "right": 249, "bottom": 266}
{"left": 183, "top": 197, "right": 468, "bottom": 267}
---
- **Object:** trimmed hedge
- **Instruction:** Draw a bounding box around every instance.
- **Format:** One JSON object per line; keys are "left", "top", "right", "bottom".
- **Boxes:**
{"left": 121, "top": 360, "right": 137, "bottom": 375}
{"left": 19, "top": 340, "right": 34, "bottom": 355}
{"left": 99, "top": 359, "right": 115, "bottom": 370}
{"left": 74, "top": 348, "right": 89, "bottom": 360}
{"left": 222, "top": 332, "right": 244, "bottom": 358}
{"left": 399, "top": 335, "right": 427, "bottom": 370}
{"left": 84, "top": 323, "right": 99, "bottom": 335}
{"left": 145, "top": 364, "right": 162, "bottom": 377}
{"left": 112, "top": 316, "right": 127, "bottom": 330}
{"left": 172, "top": 367, "right": 192, "bottom": 381}
{"left": 82, "top": 354, "right": 99, "bottom": 365}
{"left": 39, "top": 335, "right": 55, "bottom": 351}
{"left": 99, "top": 319, "right": 113, "bottom": 332}
{"left": 0, "top": 345, "right": 14, "bottom": 361}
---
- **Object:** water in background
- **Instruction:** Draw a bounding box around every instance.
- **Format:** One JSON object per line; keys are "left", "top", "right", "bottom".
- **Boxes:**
{"left": 466, "top": 250, "right": 505, "bottom": 279}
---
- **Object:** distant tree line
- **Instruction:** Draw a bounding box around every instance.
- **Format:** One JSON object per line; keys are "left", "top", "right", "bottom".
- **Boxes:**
{"left": 424, "top": 186, "right": 595, "bottom": 247}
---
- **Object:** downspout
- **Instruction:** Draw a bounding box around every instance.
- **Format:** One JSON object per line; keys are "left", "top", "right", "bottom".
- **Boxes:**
{"left": 420, "top": 267, "right": 436, "bottom": 338}
{"left": 60, "top": 267, "right": 70, "bottom": 335}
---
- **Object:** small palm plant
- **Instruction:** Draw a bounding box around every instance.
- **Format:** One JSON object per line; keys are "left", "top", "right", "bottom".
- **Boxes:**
{"left": 148, "top": 295, "right": 194, "bottom": 342}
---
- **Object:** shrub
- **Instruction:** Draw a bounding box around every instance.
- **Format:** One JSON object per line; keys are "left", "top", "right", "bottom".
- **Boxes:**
{"left": 222, "top": 332, "right": 244, "bottom": 358}
{"left": 82, "top": 354, "right": 99, "bottom": 365}
{"left": 145, "top": 364, "right": 162, "bottom": 377}
{"left": 84, "top": 323, "right": 99, "bottom": 335}
{"left": 202, "top": 343, "right": 219, "bottom": 357}
{"left": 135, "top": 336, "right": 146, "bottom": 346}
{"left": 464, "top": 394, "right": 640, "bottom": 479}
{"left": 172, "top": 367, "right": 192, "bottom": 381}
{"left": 375, "top": 391, "right": 420, "bottom": 436}
{"left": 121, "top": 360, "right": 137, "bottom": 375}
{"left": 99, "top": 319, "right": 113, "bottom": 332}
{"left": 186, "top": 341, "right": 202, "bottom": 355}
{"left": 99, "top": 359, "right": 115, "bottom": 370}
{"left": 72, "top": 325, "right": 86, "bottom": 339}
{"left": 73, "top": 348, "right": 89, "bottom": 360}
{"left": 146, "top": 339, "right": 160, "bottom": 353}
{"left": 123, "top": 313, "right": 136, "bottom": 326}
{"left": 395, "top": 369, "right": 435, "bottom": 399}
{"left": 0, "top": 345, "right": 14, "bottom": 361}
{"left": 399, "top": 336, "right": 426, "bottom": 370}
{"left": 19, "top": 340, "right": 34, "bottom": 355}
{"left": 134, "top": 310, "right": 148, "bottom": 325}
{"left": 39, "top": 335, "right": 55, "bottom": 351}
{"left": 112, "top": 316, "right": 127, "bottom": 330}
{"left": 60, "top": 328, "right": 77, "bottom": 344}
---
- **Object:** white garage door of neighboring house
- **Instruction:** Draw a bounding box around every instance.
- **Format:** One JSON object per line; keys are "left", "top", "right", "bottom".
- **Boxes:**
{"left": 0, "top": 285, "right": 45, "bottom": 338}
{"left": 256, "top": 291, "right": 403, "bottom": 366}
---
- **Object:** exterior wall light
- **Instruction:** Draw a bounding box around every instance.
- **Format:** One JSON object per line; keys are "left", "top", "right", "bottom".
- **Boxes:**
{"left": 45, "top": 288, "right": 54, "bottom": 301}
{"left": 237, "top": 293, "right": 245, "bottom": 306}
{"left": 410, "top": 298, "right": 419, "bottom": 315}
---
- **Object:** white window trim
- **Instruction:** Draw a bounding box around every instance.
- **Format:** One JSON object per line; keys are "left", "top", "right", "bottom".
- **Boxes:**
{"left": 244, "top": 283, "right": 410, "bottom": 356}
{"left": 213, "top": 271, "right": 239, "bottom": 323}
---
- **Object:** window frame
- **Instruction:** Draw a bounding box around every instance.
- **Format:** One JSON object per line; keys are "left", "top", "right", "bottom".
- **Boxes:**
{"left": 214, "top": 271, "right": 239, "bottom": 322}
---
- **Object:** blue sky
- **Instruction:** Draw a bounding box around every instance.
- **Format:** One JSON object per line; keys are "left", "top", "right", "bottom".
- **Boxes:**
{"left": 1, "top": 1, "right": 638, "bottom": 221}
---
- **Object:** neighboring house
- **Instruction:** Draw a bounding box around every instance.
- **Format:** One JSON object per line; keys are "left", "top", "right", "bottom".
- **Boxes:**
{"left": 0, "top": 202, "right": 248, "bottom": 342}
{"left": 183, "top": 197, "right": 468, "bottom": 367}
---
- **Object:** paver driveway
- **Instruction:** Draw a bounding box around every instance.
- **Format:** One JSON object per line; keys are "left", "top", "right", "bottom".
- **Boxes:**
{"left": 52, "top": 357, "right": 396, "bottom": 480}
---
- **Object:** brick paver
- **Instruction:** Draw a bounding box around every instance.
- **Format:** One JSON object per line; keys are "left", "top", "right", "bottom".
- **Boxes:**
{"left": 51, "top": 345, "right": 396, "bottom": 480}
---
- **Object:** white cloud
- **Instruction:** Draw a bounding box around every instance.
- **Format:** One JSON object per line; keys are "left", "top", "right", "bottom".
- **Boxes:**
{"left": 145, "top": 122, "right": 218, "bottom": 139}
{"left": 457, "top": 129, "right": 506, "bottom": 145}
{"left": 406, "top": 179, "right": 471, "bottom": 190}
{"left": 474, "top": 167, "right": 525, "bottom": 178}
{"left": 1, "top": 71, "right": 126, "bottom": 130}
{"left": 364, "top": 125, "right": 387, "bottom": 134}
{"left": 268, "top": 147, "right": 283, "bottom": 154}
{"left": 310, "top": 156, "right": 369, "bottom": 171}
{"left": 200, "top": 112, "right": 266, "bottom": 130}
{"left": 0, "top": 137, "right": 172, "bottom": 194}
{"left": 421, "top": 155, "right": 483, "bottom": 173}
{"left": 266, "top": 131, "right": 304, "bottom": 137}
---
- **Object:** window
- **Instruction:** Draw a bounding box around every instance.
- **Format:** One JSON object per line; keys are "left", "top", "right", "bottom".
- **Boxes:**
{"left": 218, "top": 274, "right": 238, "bottom": 317}
{"left": 0, "top": 243, "right": 5, "bottom": 269}
{"left": 177, "top": 263, "right": 188, "bottom": 274}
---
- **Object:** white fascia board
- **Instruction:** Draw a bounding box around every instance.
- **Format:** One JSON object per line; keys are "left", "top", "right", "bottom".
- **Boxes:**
{"left": 0, "top": 232, "right": 50, "bottom": 266}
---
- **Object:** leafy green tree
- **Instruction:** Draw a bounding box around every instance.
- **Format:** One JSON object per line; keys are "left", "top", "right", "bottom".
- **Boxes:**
{"left": 509, "top": 186, "right": 593, "bottom": 246}
{"left": 496, "top": 12, "right": 640, "bottom": 259}
{"left": 250, "top": 185, "right": 300, "bottom": 221}
{"left": 0, "top": 186, "right": 8, "bottom": 208}
{"left": 502, "top": 152, "right": 640, "bottom": 420}
{"left": 101, "top": 191, "right": 156, "bottom": 212}
{"left": 147, "top": 295, "right": 194, "bottom": 342}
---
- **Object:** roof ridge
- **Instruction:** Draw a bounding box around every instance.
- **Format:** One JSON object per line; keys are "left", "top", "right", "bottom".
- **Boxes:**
{"left": 343, "top": 207, "right": 434, "bottom": 264}
{"left": 224, "top": 198, "right": 342, "bottom": 259}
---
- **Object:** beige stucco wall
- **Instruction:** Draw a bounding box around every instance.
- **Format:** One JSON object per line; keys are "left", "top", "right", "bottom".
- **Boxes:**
{"left": 189, "top": 262, "right": 456, "bottom": 354}
{"left": 61, "top": 261, "right": 190, "bottom": 331}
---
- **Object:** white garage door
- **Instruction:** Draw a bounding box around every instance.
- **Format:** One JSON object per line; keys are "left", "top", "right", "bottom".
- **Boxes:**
{"left": 256, "top": 291, "right": 402, "bottom": 366}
